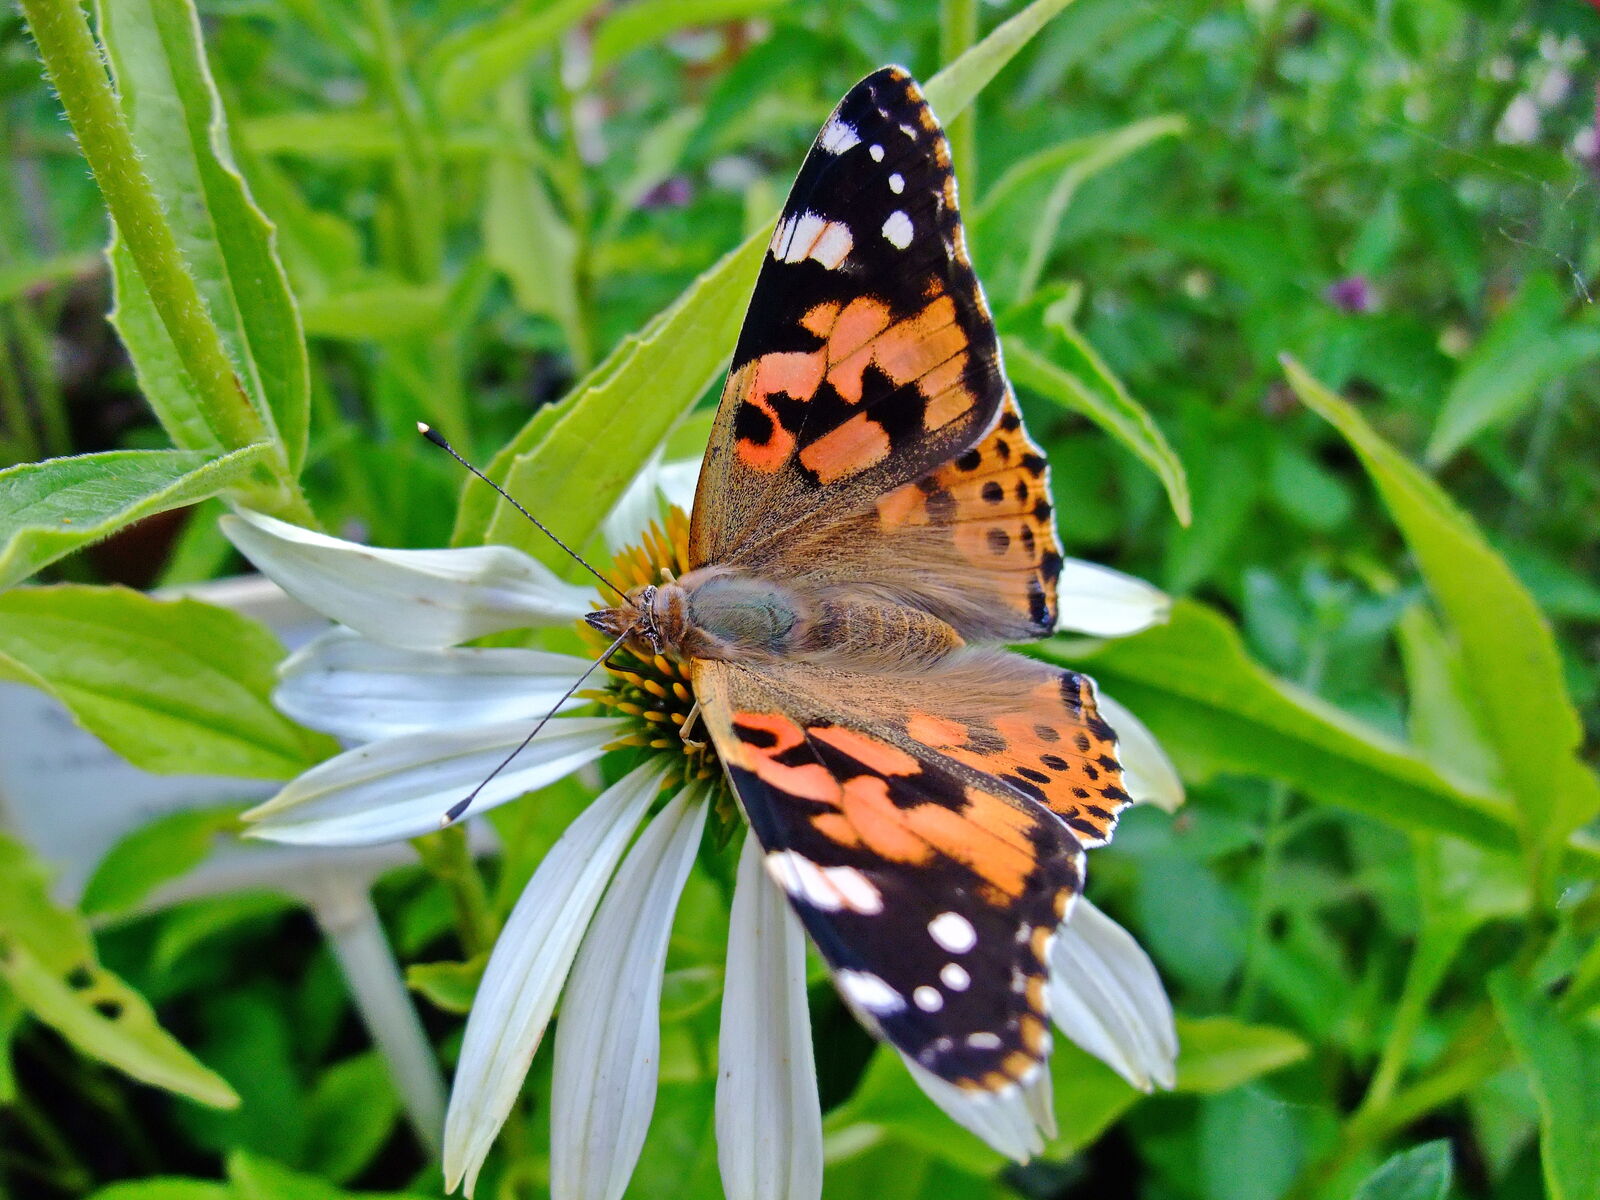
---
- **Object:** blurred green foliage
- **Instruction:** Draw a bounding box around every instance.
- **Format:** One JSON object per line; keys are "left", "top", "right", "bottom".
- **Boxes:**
{"left": 0, "top": 1, "right": 1598, "bottom": 1199}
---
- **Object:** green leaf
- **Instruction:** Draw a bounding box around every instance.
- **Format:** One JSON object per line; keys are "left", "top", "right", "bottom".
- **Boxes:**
{"left": 460, "top": 227, "right": 766, "bottom": 567}
{"left": 0, "top": 985, "right": 23, "bottom": 1104}
{"left": 85, "top": 1182, "right": 234, "bottom": 1200}
{"left": 0, "top": 444, "right": 272, "bottom": 589}
{"left": 1058, "top": 600, "right": 1532, "bottom": 856}
{"left": 1425, "top": 275, "right": 1600, "bottom": 466}
{"left": 454, "top": 0, "right": 1092, "bottom": 556}
{"left": 920, "top": 0, "right": 1077, "bottom": 119}
{"left": 0, "top": 252, "right": 99, "bottom": 305}
{"left": 0, "top": 586, "right": 336, "bottom": 779}
{"left": 98, "top": 0, "right": 310, "bottom": 473}
{"left": 1285, "top": 357, "right": 1600, "bottom": 891}
{"left": 1351, "top": 1141, "right": 1454, "bottom": 1200}
{"left": 590, "top": 0, "right": 791, "bottom": 71}
{"left": 302, "top": 1052, "right": 403, "bottom": 1184}
{"left": 227, "top": 1149, "right": 434, "bottom": 1200}
{"left": 829, "top": 1013, "right": 1304, "bottom": 1173}
{"left": 80, "top": 805, "right": 241, "bottom": 918}
{"left": 1005, "top": 326, "right": 1191, "bottom": 525}
{"left": 299, "top": 282, "right": 450, "bottom": 341}
{"left": 406, "top": 954, "right": 487, "bottom": 1015}
{"left": 973, "top": 114, "right": 1185, "bottom": 300}
{"left": 1171, "top": 1015, "right": 1310, "bottom": 1093}
{"left": 484, "top": 136, "right": 587, "bottom": 369}
{"left": 1491, "top": 974, "right": 1600, "bottom": 1200}
{"left": 426, "top": 0, "right": 607, "bottom": 117}
{"left": 0, "top": 833, "right": 238, "bottom": 1107}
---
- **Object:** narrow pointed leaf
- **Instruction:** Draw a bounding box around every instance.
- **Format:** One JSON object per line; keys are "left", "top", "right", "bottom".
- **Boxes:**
{"left": 98, "top": 0, "right": 310, "bottom": 471}
{"left": 1284, "top": 357, "right": 1600, "bottom": 888}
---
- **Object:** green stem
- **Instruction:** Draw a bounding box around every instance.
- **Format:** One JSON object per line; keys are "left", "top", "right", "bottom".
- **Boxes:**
{"left": 18, "top": 0, "right": 267, "bottom": 455}
{"left": 552, "top": 70, "right": 597, "bottom": 374}
{"left": 11, "top": 290, "right": 71, "bottom": 458}
{"left": 1236, "top": 640, "right": 1328, "bottom": 1017}
{"left": 357, "top": 0, "right": 442, "bottom": 282}
{"left": 414, "top": 823, "right": 499, "bottom": 958}
{"left": 1357, "top": 902, "right": 1466, "bottom": 1112}
{"left": 6, "top": 1087, "right": 92, "bottom": 1192}
{"left": 0, "top": 310, "right": 39, "bottom": 464}
{"left": 940, "top": 0, "right": 979, "bottom": 192}
{"left": 1285, "top": 1007, "right": 1505, "bottom": 1200}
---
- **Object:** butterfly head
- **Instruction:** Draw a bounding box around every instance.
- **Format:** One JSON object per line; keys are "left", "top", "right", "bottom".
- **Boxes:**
{"left": 584, "top": 582, "right": 690, "bottom": 658}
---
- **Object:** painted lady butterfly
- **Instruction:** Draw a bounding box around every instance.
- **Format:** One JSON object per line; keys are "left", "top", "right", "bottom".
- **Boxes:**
{"left": 588, "top": 67, "right": 1130, "bottom": 1096}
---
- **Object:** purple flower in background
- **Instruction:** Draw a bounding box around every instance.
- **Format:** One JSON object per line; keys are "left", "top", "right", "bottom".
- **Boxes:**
{"left": 637, "top": 175, "right": 693, "bottom": 210}
{"left": 1325, "top": 275, "right": 1377, "bottom": 314}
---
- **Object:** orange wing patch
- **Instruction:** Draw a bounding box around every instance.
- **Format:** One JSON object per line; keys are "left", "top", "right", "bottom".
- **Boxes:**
{"left": 728, "top": 710, "right": 1053, "bottom": 903}
{"left": 905, "top": 672, "right": 1129, "bottom": 847}
{"left": 731, "top": 291, "right": 978, "bottom": 481}
{"left": 875, "top": 393, "right": 1063, "bottom": 635}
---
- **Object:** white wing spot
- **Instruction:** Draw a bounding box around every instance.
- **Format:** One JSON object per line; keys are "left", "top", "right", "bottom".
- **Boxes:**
{"left": 764, "top": 851, "right": 882, "bottom": 913}
{"left": 769, "top": 212, "right": 854, "bottom": 270}
{"left": 929, "top": 911, "right": 976, "bottom": 953}
{"left": 941, "top": 962, "right": 971, "bottom": 991}
{"left": 869, "top": 143, "right": 885, "bottom": 162}
{"left": 888, "top": 172, "right": 904, "bottom": 194}
{"left": 913, "top": 985, "right": 944, "bottom": 1012}
{"left": 967, "top": 1032, "right": 1003, "bottom": 1050}
{"left": 838, "top": 969, "right": 905, "bottom": 1014}
{"left": 819, "top": 116, "right": 861, "bottom": 154}
{"left": 881, "top": 210, "right": 913, "bottom": 250}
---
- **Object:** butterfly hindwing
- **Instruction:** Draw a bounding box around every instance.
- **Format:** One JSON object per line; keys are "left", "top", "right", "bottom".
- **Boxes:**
{"left": 690, "top": 67, "right": 1007, "bottom": 572}
{"left": 693, "top": 657, "right": 1081, "bottom": 1091}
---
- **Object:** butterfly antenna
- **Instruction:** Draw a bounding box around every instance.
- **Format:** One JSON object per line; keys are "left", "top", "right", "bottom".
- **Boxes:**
{"left": 417, "top": 423, "right": 629, "bottom": 603}
{"left": 441, "top": 629, "right": 630, "bottom": 826}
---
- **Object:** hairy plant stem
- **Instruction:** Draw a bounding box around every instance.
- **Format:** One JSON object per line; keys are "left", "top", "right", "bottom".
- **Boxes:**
{"left": 19, "top": 0, "right": 315, "bottom": 524}
{"left": 415, "top": 823, "right": 499, "bottom": 959}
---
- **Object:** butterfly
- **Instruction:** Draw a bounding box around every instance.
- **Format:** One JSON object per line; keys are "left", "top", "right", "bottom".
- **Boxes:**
{"left": 587, "top": 66, "right": 1130, "bottom": 1098}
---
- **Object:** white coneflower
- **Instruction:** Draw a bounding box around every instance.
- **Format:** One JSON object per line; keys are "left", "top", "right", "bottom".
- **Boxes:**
{"left": 220, "top": 455, "right": 1183, "bottom": 1198}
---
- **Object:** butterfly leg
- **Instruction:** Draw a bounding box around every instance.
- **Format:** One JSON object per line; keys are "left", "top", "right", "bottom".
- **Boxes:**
{"left": 680, "top": 700, "right": 706, "bottom": 749}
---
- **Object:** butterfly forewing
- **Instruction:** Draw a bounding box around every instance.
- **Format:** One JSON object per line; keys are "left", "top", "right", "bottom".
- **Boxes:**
{"left": 689, "top": 67, "right": 1009, "bottom": 572}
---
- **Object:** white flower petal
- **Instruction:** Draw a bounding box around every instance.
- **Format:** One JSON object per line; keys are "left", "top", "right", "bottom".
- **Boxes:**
{"left": 1054, "top": 559, "right": 1170, "bottom": 638}
{"left": 656, "top": 458, "right": 701, "bottom": 514}
{"left": 1048, "top": 898, "right": 1177, "bottom": 1092}
{"left": 276, "top": 627, "right": 594, "bottom": 742}
{"left": 549, "top": 787, "right": 709, "bottom": 1200}
{"left": 901, "top": 1054, "right": 1045, "bottom": 1162}
{"left": 1024, "top": 1066, "right": 1057, "bottom": 1143}
{"left": 1097, "top": 692, "right": 1184, "bottom": 812}
{"left": 716, "top": 835, "right": 823, "bottom": 1200}
{"left": 222, "top": 509, "right": 592, "bottom": 649}
{"left": 243, "top": 716, "right": 620, "bottom": 846}
{"left": 602, "top": 449, "right": 665, "bottom": 553}
{"left": 601, "top": 454, "right": 704, "bottom": 552}
{"left": 444, "top": 759, "right": 673, "bottom": 1196}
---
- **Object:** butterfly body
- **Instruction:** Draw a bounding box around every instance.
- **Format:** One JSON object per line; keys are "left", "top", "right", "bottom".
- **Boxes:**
{"left": 588, "top": 572, "right": 966, "bottom": 667}
{"left": 604, "top": 67, "right": 1133, "bottom": 1099}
